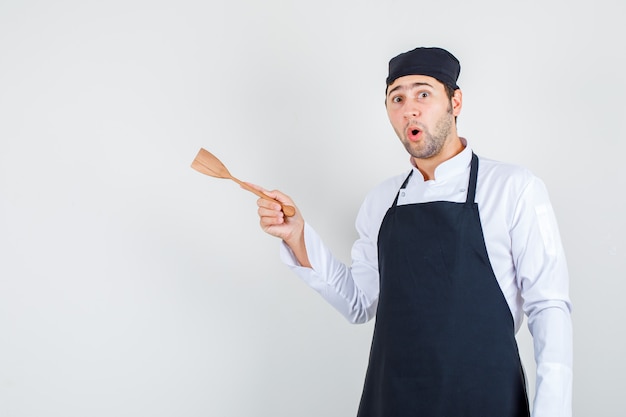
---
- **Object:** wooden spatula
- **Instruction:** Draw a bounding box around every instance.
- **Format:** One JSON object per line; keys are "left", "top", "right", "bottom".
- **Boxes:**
{"left": 191, "top": 148, "right": 296, "bottom": 217}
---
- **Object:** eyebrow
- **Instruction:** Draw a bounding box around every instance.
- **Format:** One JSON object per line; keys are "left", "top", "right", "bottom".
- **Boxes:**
{"left": 387, "top": 82, "right": 434, "bottom": 97}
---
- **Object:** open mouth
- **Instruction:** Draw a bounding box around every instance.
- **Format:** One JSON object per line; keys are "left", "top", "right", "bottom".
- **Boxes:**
{"left": 407, "top": 127, "right": 422, "bottom": 141}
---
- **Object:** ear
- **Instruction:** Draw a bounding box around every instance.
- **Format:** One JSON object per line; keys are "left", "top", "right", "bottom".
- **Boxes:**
{"left": 451, "top": 89, "right": 463, "bottom": 116}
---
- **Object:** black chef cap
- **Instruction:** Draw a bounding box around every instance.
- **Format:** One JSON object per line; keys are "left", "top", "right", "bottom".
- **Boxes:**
{"left": 386, "top": 47, "right": 460, "bottom": 90}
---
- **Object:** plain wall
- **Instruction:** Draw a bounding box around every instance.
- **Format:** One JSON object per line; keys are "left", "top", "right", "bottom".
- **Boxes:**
{"left": 1, "top": 0, "right": 624, "bottom": 416}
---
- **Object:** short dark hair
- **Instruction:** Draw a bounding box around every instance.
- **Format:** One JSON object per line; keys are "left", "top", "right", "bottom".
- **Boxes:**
{"left": 443, "top": 83, "right": 456, "bottom": 100}
{"left": 443, "top": 83, "right": 459, "bottom": 123}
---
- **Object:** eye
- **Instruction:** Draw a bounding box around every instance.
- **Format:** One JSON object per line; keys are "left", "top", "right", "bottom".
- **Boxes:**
{"left": 418, "top": 91, "right": 429, "bottom": 99}
{"left": 391, "top": 96, "right": 403, "bottom": 103}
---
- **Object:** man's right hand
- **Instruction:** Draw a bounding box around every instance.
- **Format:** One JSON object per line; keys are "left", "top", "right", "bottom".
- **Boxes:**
{"left": 248, "top": 183, "right": 312, "bottom": 268}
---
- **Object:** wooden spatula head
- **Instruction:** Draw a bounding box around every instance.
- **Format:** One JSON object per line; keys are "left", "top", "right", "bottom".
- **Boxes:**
{"left": 191, "top": 148, "right": 232, "bottom": 179}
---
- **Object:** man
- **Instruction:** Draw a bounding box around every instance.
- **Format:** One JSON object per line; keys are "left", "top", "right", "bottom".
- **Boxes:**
{"left": 255, "top": 47, "right": 572, "bottom": 416}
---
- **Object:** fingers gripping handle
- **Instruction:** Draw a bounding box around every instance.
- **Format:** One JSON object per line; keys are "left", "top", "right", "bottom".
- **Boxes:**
{"left": 233, "top": 178, "right": 296, "bottom": 217}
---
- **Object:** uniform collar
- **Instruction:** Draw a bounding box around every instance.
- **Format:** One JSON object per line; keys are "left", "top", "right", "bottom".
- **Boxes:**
{"left": 410, "top": 137, "right": 472, "bottom": 182}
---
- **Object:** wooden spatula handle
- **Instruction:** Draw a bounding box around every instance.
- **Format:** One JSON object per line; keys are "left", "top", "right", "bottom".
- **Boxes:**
{"left": 230, "top": 177, "right": 296, "bottom": 217}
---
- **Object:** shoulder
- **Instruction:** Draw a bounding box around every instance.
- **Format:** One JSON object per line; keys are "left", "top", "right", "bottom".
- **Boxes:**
{"left": 476, "top": 154, "right": 539, "bottom": 192}
{"left": 474, "top": 154, "right": 553, "bottom": 221}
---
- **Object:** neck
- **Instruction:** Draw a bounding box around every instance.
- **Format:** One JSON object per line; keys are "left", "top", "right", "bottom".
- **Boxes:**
{"left": 413, "top": 136, "right": 464, "bottom": 181}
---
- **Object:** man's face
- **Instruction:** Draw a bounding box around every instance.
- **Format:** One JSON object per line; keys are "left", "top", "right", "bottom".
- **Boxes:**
{"left": 385, "top": 75, "right": 461, "bottom": 160}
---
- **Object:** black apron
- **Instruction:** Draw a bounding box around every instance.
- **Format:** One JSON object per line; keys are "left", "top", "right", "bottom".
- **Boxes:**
{"left": 357, "top": 153, "right": 529, "bottom": 417}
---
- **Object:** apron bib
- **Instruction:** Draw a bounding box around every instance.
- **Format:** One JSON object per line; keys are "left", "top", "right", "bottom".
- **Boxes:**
{"left": 357, "top": 153, "right": 529, "bottom": 417}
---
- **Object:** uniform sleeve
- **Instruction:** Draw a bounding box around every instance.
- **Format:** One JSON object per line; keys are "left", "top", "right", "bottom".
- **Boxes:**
{"left": 278, "top": 195, "right": 383, "bottom": 324}
{"left": 510, "top": 177, "right": 573, "bottom": 417}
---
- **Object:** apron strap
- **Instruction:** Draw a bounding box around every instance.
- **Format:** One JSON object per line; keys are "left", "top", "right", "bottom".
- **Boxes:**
{"left": 392, "top": 170, "right": 414, "bottom": 207}
{"left": 466, "top": 152, "right": 479, "bottom": 205}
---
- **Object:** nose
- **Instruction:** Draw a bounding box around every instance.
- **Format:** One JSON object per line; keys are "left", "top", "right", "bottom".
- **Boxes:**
{"left": 403, "top": 102, "right": 420, "bottom": 119}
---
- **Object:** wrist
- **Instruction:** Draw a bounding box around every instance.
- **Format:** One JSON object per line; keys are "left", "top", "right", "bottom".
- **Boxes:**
{"left": 285, "top": 226, "right": 311, "bottom": 268}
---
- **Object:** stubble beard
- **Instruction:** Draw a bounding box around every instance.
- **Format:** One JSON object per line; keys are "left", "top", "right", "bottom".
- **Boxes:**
{"left": 401, "top": 107, "right": 455, "bottom": 160}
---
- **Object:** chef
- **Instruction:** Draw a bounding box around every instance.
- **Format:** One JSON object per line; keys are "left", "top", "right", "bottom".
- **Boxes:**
{"left": 255, "top": 47, "right": 573, "bottom": 417}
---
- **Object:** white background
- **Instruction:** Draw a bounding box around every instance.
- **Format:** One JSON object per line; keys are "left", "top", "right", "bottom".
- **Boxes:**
{"left": 1, "top": 0, "right": 624, "bottom": 416}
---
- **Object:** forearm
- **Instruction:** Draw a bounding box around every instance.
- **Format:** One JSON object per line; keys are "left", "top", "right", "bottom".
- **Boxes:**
{"left": 280, "top": 223, "right": 379, "bottom": 324}
{"left": 528, "top": 304, "right": 573, "bottom": 417}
